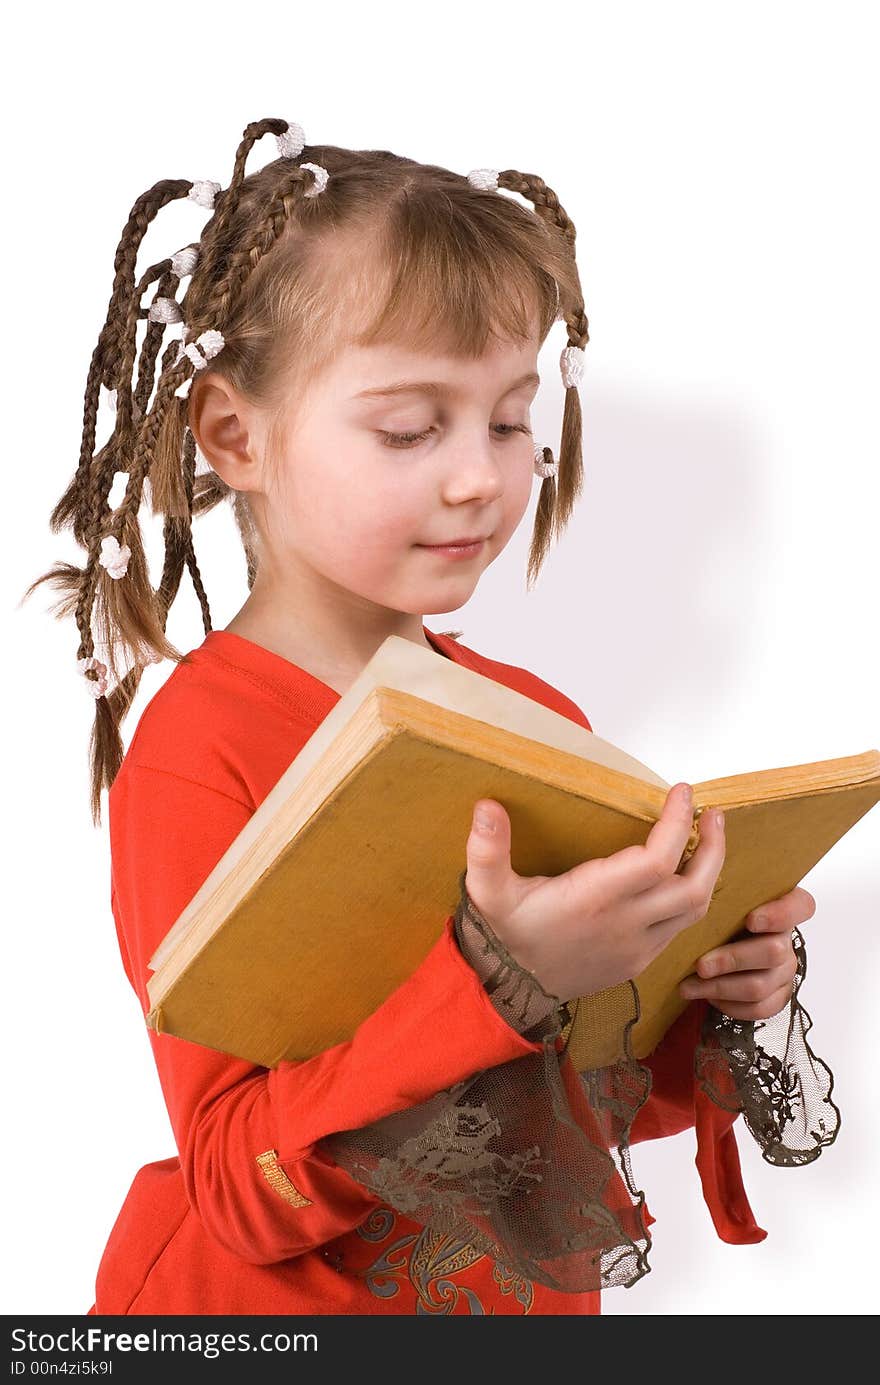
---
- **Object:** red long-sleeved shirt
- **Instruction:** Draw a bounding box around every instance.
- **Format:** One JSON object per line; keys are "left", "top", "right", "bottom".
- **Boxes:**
{"left": 86, "top": 626, "right": 766, "bottom": 1317}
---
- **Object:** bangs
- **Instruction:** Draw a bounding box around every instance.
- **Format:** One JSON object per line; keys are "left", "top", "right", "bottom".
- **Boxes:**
{"left": 352, "top": 232, "right": 558, "bottom": 359}
{"left": 317, "top": 180, "right": 571, "bottom": 363}
{"left": 230, "top": 156, "right": 581, "bottom": 416}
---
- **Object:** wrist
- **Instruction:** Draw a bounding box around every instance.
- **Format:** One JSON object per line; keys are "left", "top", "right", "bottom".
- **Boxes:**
{"left": 452, "top": 869, "right": 562, "bottom": 1033}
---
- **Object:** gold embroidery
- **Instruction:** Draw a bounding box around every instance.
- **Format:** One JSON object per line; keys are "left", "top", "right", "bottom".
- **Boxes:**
{"left": 255, "top": 1149, "right": 313, "bottom": 1208}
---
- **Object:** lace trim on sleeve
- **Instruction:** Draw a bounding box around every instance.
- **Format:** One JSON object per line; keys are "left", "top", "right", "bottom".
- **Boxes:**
{"left": 450, "top": 867, "right": 563, "bottom": 1036}
{"left": 693, "top": 926, "right": 841, "bottom": 1166}
{"left": 319, "top": 871, "right": 657, "bottom": 1293}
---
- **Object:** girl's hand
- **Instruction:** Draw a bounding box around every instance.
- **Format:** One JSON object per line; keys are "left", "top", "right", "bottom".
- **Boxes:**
{"left": 463, "top": 782, "right": 726, "bottom": 1005}
{"left": 678, "top": 886, "right": 816, "bottom": 1020}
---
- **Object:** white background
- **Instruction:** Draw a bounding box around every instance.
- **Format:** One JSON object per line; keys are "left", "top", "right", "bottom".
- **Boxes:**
{"left": 4, "top": 0, "right": 877, "bottom": 1316}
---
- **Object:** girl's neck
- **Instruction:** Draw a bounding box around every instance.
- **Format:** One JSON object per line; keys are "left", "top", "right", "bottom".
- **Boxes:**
{"left": 221, "top": 609, "right": 439, "bottom": 698}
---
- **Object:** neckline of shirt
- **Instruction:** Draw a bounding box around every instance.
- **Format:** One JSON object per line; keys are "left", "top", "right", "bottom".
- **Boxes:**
{"left": 190, "top": 624, "right": 478, "bottom": 719}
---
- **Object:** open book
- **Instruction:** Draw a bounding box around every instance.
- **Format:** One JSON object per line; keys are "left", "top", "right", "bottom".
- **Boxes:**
{"left": 145, "top": 635, "right": 880, "bottom": 1071}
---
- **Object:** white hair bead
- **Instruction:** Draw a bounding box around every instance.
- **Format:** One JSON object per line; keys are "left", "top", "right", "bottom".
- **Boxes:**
{"left": 172, "top": 328, "right": 226, "bottom": 398}
{"left": 78, "top": 655, "right": 109, "bottom": 698}
{"left": 188, "top": 180, "right": 222, "bottom": 209}
{"left": 560, "top": 344, "right": 586, "bottom": 389}
{"left": 300, "top": 161, "right": 329, "bottom": 197}
{"left": 148, "top": 296, "right": 184, "bottom": 324}
{"left": 171, "top": 245, "right": 200, "bottom": 278}
{"left": 467, "top": 168, "right": 499, "bottom": 191}
{"left": 98, "top": 534, "right": 132, "bottom": 579}
{"left": 534, "top": 445, "right": 558, "bottom": 479}
{"left": 276, "top": 121, "right": 306, "bottom": 159}
{"left": 173, "top": 329, "right": 226, "bottom": 371}
{"left": 188, "top": 329, "right": 225, "bottom": 366}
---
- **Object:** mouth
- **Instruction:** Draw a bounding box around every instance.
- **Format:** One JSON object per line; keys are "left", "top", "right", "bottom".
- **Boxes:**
{"left": 418, "top": 534, "right": 491, "bottom": 548}
{"left": 417, "top": 536, "right": 489, "bottom": 557}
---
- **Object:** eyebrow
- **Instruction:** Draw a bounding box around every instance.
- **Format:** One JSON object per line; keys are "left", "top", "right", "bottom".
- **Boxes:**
{"left": 353, "top": 371, "right": 540, "bottom": 401}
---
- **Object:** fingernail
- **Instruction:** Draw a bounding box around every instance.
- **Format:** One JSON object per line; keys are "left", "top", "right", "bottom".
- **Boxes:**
{"left": 474, "top": 808, "right": 495, "bottom": 833}
{"left": 680, "top": 783, "right": 693, "bottom": 806}
{"left": 750, "top": 911, "right": 767, "bottom": 930}
{"left": 713, "top": 810, "right": 725, "bottom": 829}
{"left": 680, "top": 981, "right": 701, "bottom": 998}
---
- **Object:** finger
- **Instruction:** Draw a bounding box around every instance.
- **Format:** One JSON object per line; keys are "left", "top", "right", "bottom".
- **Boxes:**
{"left": 640, "top": 806, "right": 725, "bottom": 941}
{"left": 606, "top": 782, "right": 698, "bottom": 895}
{"left": 679, "top": 961, "right": 796, "bottom": 1003}
{"left": 709, "top": 983, "right": 796, "bottom": 1022}
{"left": 465, "top": 799, "right": 514, "bottom": 917}
{"left": 747, "top": 887, "right": 816, "bottom": 933}
{"left": 694, "top": 930, "right": 794, "bottom": 979}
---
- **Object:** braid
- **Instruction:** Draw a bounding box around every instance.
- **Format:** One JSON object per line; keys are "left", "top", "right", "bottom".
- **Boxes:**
{"left": 59, "top": 131, "right": 321, "bottom": 821}
{"left": 49, "top": 182, "right": 192, "bottom": 545}
{"left": 133, "top": 264, "right": 182, "bottom": 427}
{"left": 498, "top": 170, "right": 578, "bottom": 248}
{"left": 180, "top": 426, "right": 213, "bottom": 635}
{"left": 204, "top": 166, "right": 318, "bottom": 331}
{"left": 209, "top": 117, "right": 293, "bottom": 243}
{"left": 497, "top": 170, "right": 589, "bottom": 590}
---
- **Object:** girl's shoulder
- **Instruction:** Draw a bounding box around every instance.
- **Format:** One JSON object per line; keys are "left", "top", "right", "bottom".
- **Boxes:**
{"left": 113, "top": 633, "right": 323, "bottom": 811}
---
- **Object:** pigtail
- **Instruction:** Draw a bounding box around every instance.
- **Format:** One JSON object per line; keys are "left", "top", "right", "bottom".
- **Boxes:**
{"left": 48, "top": 181, "right": 193, "bottom": 544}
{"left": 495, "top": 171, "right": 589, "bottom": 591}
{"left": 23, "top": 118, "right": 333, "bottom": 826}
{"left": 22, "top": 181, "right": 198, "bottom": 821}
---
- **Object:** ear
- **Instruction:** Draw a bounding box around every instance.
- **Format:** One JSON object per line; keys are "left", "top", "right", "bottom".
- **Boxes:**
{"left": 188, "top": 372, "right": 266, "bottom": 494}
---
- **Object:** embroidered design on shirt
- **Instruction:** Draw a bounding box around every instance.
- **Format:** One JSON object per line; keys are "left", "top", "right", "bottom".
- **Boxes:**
{"left": 255, "top": 1149, "right": 313, "bottom": 1208}
{"left": 354, "top": 1206, "right": 534, "bottom": 1314}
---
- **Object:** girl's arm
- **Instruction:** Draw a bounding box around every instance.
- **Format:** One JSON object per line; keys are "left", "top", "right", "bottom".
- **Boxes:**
{"left": 322, "top": 704, "right": 839, "bottom": 1279}
{"left": 546, "top": 702, "right": 838, "bottom": 1219}
{"left": 457, "top": 859, "right": 838, "bottom": 1248}
{"left": 111, "top": 762, "right": 546, "bottom": 1267}
{"left": 323, "top": 867, "right": 772, "bottom": 1289}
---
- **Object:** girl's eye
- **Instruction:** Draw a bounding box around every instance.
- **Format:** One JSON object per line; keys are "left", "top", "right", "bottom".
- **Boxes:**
{"left": 379, "top": 423, "right": 532, "bottom": 450}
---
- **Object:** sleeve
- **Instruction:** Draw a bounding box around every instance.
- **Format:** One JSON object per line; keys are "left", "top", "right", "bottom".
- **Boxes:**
{"left": 693, "top": 926, "right": 840, "bottom": 1166}
{"left": 110, "top": 762, "right": 545, "bottom": 1267}
{"left": 628, "top": 937, "right": 839, "bottom": 1246}
{"left": 557, "top": 703, "right": 839, "bottom": 1235}
{"left": 321, "top": 882, "right": 841, "bottom": 1291}
{"left": 321, "top": 868, "right": 658, "bottom": 1294}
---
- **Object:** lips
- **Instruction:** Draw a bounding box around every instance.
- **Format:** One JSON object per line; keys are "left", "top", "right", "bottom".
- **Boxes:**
{"left": 422, "top": 536, "right": 488, "bottom": 546}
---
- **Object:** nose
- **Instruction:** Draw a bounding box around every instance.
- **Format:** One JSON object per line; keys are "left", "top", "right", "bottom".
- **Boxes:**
{"left": 442, "top": 434, "right": 506, "bottom": 503}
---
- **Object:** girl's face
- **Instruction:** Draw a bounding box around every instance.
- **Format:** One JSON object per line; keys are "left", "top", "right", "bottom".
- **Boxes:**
{"left": 194, "top": 330, "right": 541, "bottom": 638}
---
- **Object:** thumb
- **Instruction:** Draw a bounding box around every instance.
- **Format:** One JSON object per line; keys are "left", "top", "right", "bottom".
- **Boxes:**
{"left": 465, "top": 799, "right": 512, "bottom": 910}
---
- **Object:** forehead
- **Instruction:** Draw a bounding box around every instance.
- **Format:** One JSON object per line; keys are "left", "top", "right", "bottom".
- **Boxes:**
{"left": 336, "top": 338, "right": 541, "bottom": 402}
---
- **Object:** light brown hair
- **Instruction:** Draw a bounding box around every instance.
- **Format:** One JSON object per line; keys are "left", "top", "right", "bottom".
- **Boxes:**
{"left": 22, "top": 117, "right": 590, "bottom": 825}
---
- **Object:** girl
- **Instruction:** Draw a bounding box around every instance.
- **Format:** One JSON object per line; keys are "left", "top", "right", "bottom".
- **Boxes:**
{"left": 25, "top": 116, "right": 838, "bottom": 1316}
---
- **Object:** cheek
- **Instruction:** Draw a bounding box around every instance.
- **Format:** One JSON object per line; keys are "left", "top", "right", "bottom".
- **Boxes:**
{"left": 358, "top": 477, "right": 427, "bottom": 556}
{"left": 497, "top": 464, "right": 536, "bottom": 536}
{"left": 289, "top": 462, "right": 417, "bottom": 558}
